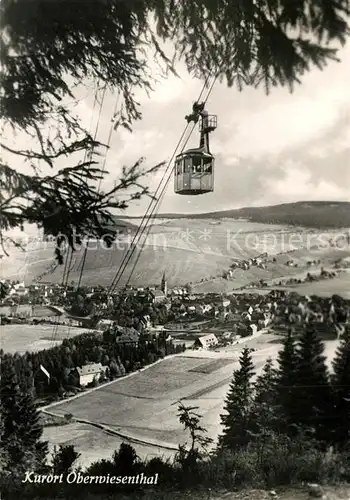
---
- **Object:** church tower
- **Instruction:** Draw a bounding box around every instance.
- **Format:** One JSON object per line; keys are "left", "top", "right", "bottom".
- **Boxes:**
{"left": 161, "top": 272, "right": 167, "bottom": 297}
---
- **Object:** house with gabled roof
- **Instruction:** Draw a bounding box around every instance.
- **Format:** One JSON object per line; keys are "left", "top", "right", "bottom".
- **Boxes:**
{"left": 73, "top": 363, "right": 106, "bottom": 387}
{"left": 193, "top": 334, "right": 218, "bottom": 350}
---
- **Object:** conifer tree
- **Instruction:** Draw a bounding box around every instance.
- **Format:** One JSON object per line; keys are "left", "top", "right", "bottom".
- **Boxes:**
{"left": 0, "top": 354, "right": 48, "bottom": 476}
{"left": 250, "top": 357, "right": 280, "bottom": 439}
{"left": 176, "top": 403, "right": 213, "bottom": 476}
{"left": 219, "top": 347, "right": 255, "bottom": 450}
{"left": 275, "top": 331, "right": 299, "bottom": 433}
{"left": 0, "top": 400, "right": 9, "bottom": 470}
{"left": 113, "top": 443, "right": 139, "bottom": 476}
{"left": 52, "top": 445, "right": 80, "bottom": 477}
{"left": 293, "top": 327, "right": 333, "bottom": 444}
{"left": 331, "top": 327, "right": 350, "bottom": 447}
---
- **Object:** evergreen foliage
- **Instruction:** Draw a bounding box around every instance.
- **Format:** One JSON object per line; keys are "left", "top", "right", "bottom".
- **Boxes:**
{"left": 0, "top": 354, "right": 48, "bottom": 477}
{"left": 113, "top": 443, "right": 141, "bottom": 476}
{"left": 2, "top": 0, "right": 349, "bottom": 126}
{"left": 1, "top": 330, "right": 350, "bottom": 497}
{"left": 331, "top": 327, "right": 350, "bottom": 447}
{"left": 219, "top": 347, "right": 255, "bottom": 450}
{"left": 176, "top": 402, "right": 213, "bottom": 477}
{"left": 275, "top": 331, "right": 299, "bottom": 432}
{"left": 250, "top": 357, "right": 280, "bottom": 439}
{"left": 52, "top": 444, "right": 81, "bottom": 477}
{"left": 1, "top": 329, "right": 184, "bottom": 403}
{"left": 293, "top": 326, "right": 334, "bottom": 444}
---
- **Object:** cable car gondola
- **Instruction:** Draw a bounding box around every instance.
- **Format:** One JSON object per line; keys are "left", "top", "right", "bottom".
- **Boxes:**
{"left": 174, "top": 103, "right": 217, "bottom": 195}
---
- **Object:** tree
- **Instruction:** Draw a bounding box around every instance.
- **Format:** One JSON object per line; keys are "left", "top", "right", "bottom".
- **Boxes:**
{"left": 176, "top": 402, "right": 213, "bottom": 475}
{"left": 275, "top": 331, "right": 299, "bottom": 433}
{"left": 2, "top": 0, "right": 349, "bottom": 125}
{"left": 293, "top": 327, "right": 333, "bottom": 444}
{"left": 1, "top": 0, "right": 349, "bottom": 260}
{"left": 250, "top": 357, "right": 280, "bottom": 439}
{"left": 112, "top": 443, "right": 139, "bottom": 476}
{"left": 219, "top": 347, "right": 255, "bottom": 450}
{"left": 0, "top": 281, "right": 9, "bottom": 299}
{"left": 0, "top": 354, "right": 48, "bottom": 477}
{"left": 0, "top": 400, "right": 9, "bottom": 472}
{"left": 331, "top": 327, "right": 350, "bottom": 447}
{"left": 52, "top": 444, "right": 81, "bottom": 478}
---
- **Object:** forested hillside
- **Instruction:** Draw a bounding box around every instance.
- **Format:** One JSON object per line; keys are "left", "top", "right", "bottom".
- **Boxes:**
{"left": 129, "top": 202, "right": 350, "bottom": 228}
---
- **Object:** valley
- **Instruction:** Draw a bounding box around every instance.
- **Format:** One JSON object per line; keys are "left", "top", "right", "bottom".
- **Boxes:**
{"left": 2, "top": 208, "right": 349, "bottom": 472}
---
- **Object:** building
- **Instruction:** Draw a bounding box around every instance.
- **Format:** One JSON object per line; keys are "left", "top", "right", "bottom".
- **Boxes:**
{"left": 8, "top": 282, "right": 28, "bottom": 297}
{"left": 151, "top": 290, "right": 166, "bottom": 303}
{"left": 193, "top": 334, "right": 218, "bottom": 349}
{"left": 75, "top": 363, "right": 106, "bottom": 387}
{"left": 161, "top": 272, "right": 168, "bottom": 297}
{"left": 249, "top": 323, "right": 258, "bottom": 335}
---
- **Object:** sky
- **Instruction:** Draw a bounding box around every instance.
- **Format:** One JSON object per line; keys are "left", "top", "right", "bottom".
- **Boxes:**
{"left": 3, "top": 41, "right": 350, "bottom": 218}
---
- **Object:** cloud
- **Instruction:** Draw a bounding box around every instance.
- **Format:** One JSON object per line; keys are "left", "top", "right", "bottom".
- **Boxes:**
{"left": 262, "top": 163, "right": 350, "bottom": 204}
{"left": 2, "top": 42, "right": 349, "bottom": 216}
{"left": 227, "top": 92, "right": 348, "bottom": 159}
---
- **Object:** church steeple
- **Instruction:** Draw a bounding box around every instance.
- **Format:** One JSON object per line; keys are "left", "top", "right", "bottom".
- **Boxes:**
{"left": 161, "top": 272, "right": 167, "bottom": 296}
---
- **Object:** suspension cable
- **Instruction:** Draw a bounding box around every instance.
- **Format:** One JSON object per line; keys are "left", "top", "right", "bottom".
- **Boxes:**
{"left": 122, "top": 75, "right": 217, "bottom": 291}
{"left": 49, "top": 86, "right": 106, "bottom": 348}
{"left": 108, "top": 73, "right": 217, "bottom": 296}
{"left": 65, "top": 88, "right": 121, "bottom": 331}
{"left": 62, "top": 88, "right": 100, "bottom": 289}
{"left": 106, "top": 122, "right": 192, "bottom": 294}
{"left": 107, "top": 73, "right": 215, "bottom": 296}
{"left": 75, "top": 85, "right": 108, "bottom": 292}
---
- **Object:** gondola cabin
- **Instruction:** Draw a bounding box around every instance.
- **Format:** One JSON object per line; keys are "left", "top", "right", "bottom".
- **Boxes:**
{"left": 174, "top": 108, "right": 217, "bottom": 195}
{"left": 174, "top": 150, "right": 214, "bottom": 195}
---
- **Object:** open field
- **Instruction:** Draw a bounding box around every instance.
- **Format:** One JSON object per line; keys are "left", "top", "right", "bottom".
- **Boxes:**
{"left": 0, "top": 324, "right": 94, "bottom": 354}
{"left": 273, "top": 272, "right": 350, "bottom": 299}
{"left": 2, "top": 219, "right": 349, "bottom": 289}
{"left": 42, "top": 422, "right": 175, "bottom": 467}
{"left": 42, "top": 333, "right": 340, "bottom": 468}
{"left": 0, "top": 304, "right": 55, "bottom": 316}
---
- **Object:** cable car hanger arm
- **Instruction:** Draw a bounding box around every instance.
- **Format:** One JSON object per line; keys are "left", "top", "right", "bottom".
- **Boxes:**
{"left": 185, "top": 101, "right": 206, "bottom": 123}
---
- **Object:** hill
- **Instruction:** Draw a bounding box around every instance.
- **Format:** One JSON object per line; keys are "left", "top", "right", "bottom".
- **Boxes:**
{"left": 2, "top": 218, "right": 349, "bottom": 291}
{"left": 100, "top": 217, "right": 137, "bottom": 232}
{"left": 123, "top": 201, "right": 350, "bottom": 229}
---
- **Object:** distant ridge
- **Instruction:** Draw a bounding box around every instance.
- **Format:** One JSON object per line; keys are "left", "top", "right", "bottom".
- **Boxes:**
{"left": 106, "top": 218, "right": 137, "bottom": 231}
{"left": 121, "top": 201, "right": 350, "bottom": 229}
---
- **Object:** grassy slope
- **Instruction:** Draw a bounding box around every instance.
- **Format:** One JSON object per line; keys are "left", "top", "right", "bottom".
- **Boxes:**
{"left": 42, "top": 337, "right": 340, "bottom": 469}
{"left": 1, "top": 324, "right": 93, "bottom": 354}
{"left": 2, "top": 206, "right": 349, "bottom": 287}
{"left": 3, "top": 220, "right": 284, "bottom": 285}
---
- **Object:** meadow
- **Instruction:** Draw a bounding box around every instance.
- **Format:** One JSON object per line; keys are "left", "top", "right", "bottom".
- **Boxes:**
{"left": 42, "top": 334, "right": 340, "bottom": 467}
{"left": 0, "top": 304, "right": 55, "bottom": 317}
{"left": 280, "top": 272, "right": 350, "bottom": 299}
{"left": 43, "top": 422, "right": 176, "bottom": 468}
{"left": 0, "top": 324, "right": 94, "bottom": 354}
